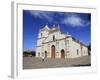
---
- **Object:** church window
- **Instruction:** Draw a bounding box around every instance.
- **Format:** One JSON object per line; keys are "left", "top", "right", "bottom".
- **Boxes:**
{"left": 53, "top": 35, "right": 55, "bottom": 41}
{"left": 77, "top": 49, "right": 79, "bottom": 55}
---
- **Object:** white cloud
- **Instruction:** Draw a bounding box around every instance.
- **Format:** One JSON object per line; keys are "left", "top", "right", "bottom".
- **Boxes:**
{"left": 29, "top": 11, "right": 53, "bottom": 22}
{"left": 62, "top": 14, "right": 89, "bottom": 27}
{"left": 28, "top": 11, "right": 90, "bottom": 27}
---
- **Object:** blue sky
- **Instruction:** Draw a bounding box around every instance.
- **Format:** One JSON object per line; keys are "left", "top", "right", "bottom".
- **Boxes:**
{"left": 23, "top": 10, "right": 91, "bottom": 51}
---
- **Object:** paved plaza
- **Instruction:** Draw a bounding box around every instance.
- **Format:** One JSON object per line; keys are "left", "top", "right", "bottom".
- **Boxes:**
{"left": 23, "top": 55, "right": 91, "bottom": 69}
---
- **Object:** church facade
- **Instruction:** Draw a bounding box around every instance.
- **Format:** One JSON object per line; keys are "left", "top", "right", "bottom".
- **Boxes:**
{"left": 36, "top": 25, "right": 88, "bottom": 58}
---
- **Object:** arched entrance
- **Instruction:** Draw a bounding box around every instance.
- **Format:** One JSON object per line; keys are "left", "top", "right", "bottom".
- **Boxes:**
{"left": 61, "top": 49, "right": 65, "bottom": 58}
{"left": 45, "top": 51, "right": 47, "bottom": 58}
{"left": 51, "top": 45, "right": 55, "bottom": 58}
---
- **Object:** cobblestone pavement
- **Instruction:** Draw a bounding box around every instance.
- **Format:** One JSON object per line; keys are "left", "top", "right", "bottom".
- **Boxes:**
{"left": 23, "top": 55, "right": 91, "bottom": 69}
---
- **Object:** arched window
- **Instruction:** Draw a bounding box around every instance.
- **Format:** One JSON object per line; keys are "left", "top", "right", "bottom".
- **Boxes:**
{"left": 45, "top": 51, "right": 47, "bottom": 58}
{"left": 77, "top": 49, "right": 79, "bottom": 55}
{"left": 53, "top": 35, "right": 55, "bottom": 41}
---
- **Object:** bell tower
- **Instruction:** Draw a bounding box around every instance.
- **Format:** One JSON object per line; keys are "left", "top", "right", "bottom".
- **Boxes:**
{"left": 36, "top": 25, "right": 50, "bottom": 57}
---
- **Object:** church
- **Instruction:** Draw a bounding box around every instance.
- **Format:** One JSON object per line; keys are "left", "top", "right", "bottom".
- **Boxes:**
{"left": 36, "top": 25, "right": 88, "bottom": 58}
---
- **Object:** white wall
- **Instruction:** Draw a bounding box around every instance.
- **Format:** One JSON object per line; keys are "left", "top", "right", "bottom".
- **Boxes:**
{"left": 69, "top": 39, "right": 88, "bottom": 58}
{"left": 0, "top": 0, "right": 99, "bottom": 80}
{"left": 37, "top": 27, "right": 67, "bottom": 58}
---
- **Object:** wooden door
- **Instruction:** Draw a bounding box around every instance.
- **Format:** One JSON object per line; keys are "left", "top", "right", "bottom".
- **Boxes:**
{"left": 61, "top": 49, "right": 65, "bottom": 58}
{"left": 51, "top": 45, "right": 55, "bottom": 58}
